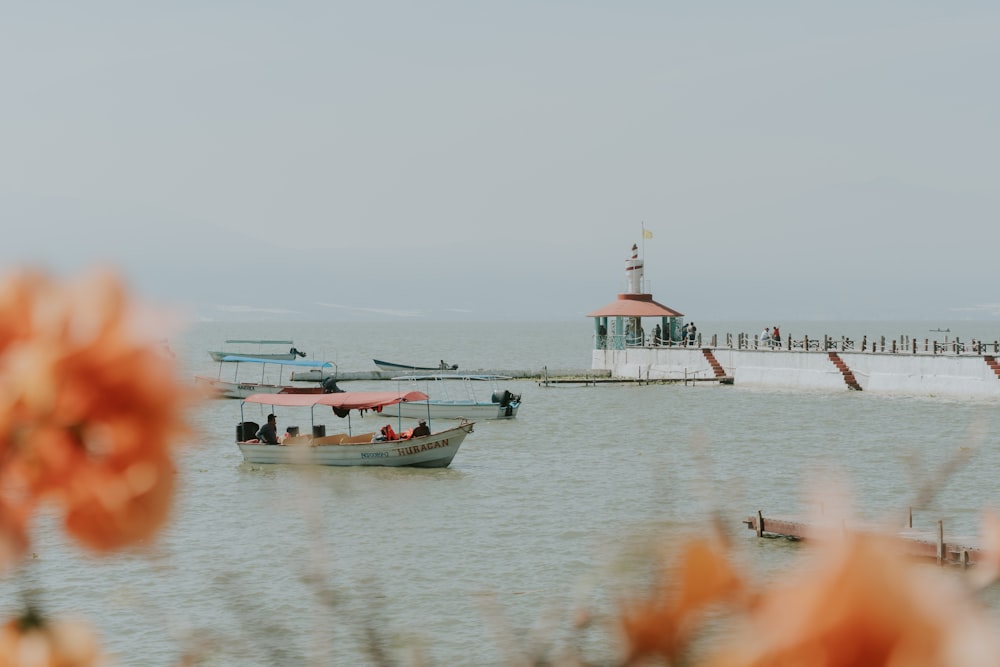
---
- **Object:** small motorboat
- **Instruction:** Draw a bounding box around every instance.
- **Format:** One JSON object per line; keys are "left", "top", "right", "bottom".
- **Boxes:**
{"left": 234, "top": 391, "right": 474, "bottom": 467}
{"left": 373, "top": 358, "right": 458, "bottom": 372}
{"left": 195, "top": 356, "right": 340, "bottom": 399}
{"left": 208, "top": 339, "right": 307, "bottom": 362}
{"left": 381, "top": 374, "right": 521, "bottom": 420}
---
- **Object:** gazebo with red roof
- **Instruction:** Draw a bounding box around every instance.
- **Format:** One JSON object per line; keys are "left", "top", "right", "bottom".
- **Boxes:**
{"left": 586, "top": 243, "right": 685, "bottom": 350}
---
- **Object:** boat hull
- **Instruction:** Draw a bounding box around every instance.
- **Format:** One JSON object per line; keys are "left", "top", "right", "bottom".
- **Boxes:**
{"left": 373, "top": 359, "right": 456, "bottom": 372}
{"left": 236, "top": 423, "right": 473, "bottom": 467}
{"left": 209, "top": 351, "right": 298, "bottom": 362}
{"left": 195, "top": 376, "right": 326, "bottom": 400}
{"left": 381, "top": 400, "right": 519, "bottom": 420}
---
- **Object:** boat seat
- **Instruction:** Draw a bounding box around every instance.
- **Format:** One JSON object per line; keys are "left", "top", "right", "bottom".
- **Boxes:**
{"left": 282, "top": 434, "right": 314, "bottom": 445}
{"left": 313, "top": 433, "right": 377, "bottom": 445}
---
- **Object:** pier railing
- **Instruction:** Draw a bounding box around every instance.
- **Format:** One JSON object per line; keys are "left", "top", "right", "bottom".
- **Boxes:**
{"left": 597, "top": 333, "right": 1000, "bottom": 355}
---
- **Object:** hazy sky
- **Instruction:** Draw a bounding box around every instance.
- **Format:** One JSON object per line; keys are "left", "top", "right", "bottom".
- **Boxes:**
{"left": 2, "top": 2, "right": 998, "bottom": 322}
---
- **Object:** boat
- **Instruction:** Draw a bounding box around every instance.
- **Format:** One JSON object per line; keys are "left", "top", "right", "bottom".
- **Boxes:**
{"left": 930, "top": 328, "right": 951, "bottom": 333}
{"left": 373, "top": 358, "right": 458, "bottom": 372}
{"left": 381, "top": 374, "right": 521, "bottom": 420}
{"left": 195, "top": 356, "right": 343, "bottom": 399}
{"left": 235, "top": 391, "right": 474, "bottom": 467}
{"left": 208, "top": 339, "right": 307, "bottom": 362}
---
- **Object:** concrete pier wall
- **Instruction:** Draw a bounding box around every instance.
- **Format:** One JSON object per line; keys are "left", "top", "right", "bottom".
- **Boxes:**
{"left": 592, "top": 347, "right": 1000, "bottom": 397}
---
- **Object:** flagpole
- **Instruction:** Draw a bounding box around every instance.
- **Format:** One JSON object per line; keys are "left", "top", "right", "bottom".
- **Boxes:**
{"left": 641, "top": 221, "right": 646, "bottom": 260}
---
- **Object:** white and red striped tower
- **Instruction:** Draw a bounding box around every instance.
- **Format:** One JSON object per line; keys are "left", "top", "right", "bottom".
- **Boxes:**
{"left": 624, "top": 243, "right": 644, "bottom": 294}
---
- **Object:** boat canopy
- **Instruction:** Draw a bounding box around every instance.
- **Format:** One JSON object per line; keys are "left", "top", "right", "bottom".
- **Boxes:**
{"left": 224, "top": 339, "right": 294, "bottom": 344}
{"left": 242, "top": 391, "right": 429, "bottom": 409}
{"left": 222, "top": 355, "right": 334, "bottom": 367}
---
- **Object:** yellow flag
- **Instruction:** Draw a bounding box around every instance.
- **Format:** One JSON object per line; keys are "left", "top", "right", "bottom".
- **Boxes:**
{"left": 643, "top": 228, "right": 653, "bottom": 239}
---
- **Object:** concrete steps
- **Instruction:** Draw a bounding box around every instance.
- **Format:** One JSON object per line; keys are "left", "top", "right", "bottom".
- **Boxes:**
{"left": 828, "top": 352, "right": 863, "bottom": 390}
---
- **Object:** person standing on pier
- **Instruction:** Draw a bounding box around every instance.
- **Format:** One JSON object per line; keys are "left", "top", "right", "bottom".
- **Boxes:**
{"left": 760, "top": 326, "right": 771, "bottom": 349}
{"left": 772, "top": 326, "right": 781, "bottom": 346}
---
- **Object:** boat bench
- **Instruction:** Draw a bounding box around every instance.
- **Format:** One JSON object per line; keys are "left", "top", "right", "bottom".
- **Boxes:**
{"left": 312, "top": 433, "right": 377, "bottom": 445}
{"left": 276, "top": 432, "right": 378, "bottom": 446}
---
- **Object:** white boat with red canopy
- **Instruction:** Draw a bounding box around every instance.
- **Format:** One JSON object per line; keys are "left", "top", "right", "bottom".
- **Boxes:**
{"left": 236, "top": 391, "right": 474, "bottom": 467}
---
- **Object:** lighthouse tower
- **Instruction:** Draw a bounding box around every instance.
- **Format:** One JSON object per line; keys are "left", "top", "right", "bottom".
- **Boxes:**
{"left": 625, "top": 244, "right": 643, "bottom": 294}
{"left": 586, "top": 242, "right": 684, "bottom": 351}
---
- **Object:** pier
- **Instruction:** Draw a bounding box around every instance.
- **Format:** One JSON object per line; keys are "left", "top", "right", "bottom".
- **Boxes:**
{"left": 744, "top": 510, "right": 983, "bottom": 567}
{"left": 292, "top": 367, "right": 611, "bottom": 382}
{"left": 581, "top": 244, "right": 1000, "bottom": 397}
{"left": 592, "top": 335, "right": 1000, "bottom": 397}
{"left": 294, "top": 367, "right": 735, "bottom": 386}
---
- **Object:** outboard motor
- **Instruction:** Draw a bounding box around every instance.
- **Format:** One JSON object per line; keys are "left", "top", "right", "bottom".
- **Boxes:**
{"left": 322, "top": 376, "right": 345, "bottom": 393}
{"left": 290, "top": 347, "right": 307, "bottom": 358}
{"left": 237, "top": 421, "right": 259, "bottom": 441}
{"left": 491, "top": 389, "right": 521, "bottom": 407}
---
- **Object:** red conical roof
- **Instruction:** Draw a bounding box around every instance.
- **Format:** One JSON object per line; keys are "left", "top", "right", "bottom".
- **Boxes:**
{"left": 586, "top": 293, "right": 684, "bottom": 318}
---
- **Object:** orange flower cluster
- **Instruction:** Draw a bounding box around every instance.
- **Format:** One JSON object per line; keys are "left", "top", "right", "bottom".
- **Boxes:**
{"left": 0, "top": 610, "right": 103, "bottom": 667}
{"left": 0, "top": 269, "right": 196, "bottom": 563}
{"left": 619, "top": 535, "right": 745, "bottom": 664}
{"left": 619, "top": 524, "right": 1000, "bottom": 667}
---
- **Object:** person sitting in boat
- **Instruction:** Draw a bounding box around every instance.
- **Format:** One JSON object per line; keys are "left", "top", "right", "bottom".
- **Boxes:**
{"left": 256, "top": 413, "right": 279, "bottom": 445}
{"left": 411, "top": 419, "right": 431, "bottom": 438}
{"left": 376, "top": 423, "right": 397, "bottom": 441}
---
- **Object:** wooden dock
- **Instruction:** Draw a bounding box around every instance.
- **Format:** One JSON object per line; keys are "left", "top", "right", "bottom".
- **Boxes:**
{"left": 744, "top": 510, "right": 984, "bottom": 567}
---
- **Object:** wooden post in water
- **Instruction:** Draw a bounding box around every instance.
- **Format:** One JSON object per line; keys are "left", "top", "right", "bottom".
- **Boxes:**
{"left": 937, "top": 519, "right": 945, "bottom": 566}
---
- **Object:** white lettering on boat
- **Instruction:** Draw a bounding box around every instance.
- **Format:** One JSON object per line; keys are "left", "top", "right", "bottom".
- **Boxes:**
{"left": 396, "top": 439, "right": 450, "bottom": 457}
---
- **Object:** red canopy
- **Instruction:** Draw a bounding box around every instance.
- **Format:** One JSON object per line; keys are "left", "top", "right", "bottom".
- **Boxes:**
{"left": 242, "top": 391, "right": 428, "bottom": 409}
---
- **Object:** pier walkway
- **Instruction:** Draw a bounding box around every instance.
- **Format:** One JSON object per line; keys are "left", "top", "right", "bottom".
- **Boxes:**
{"left": 744, "top": 510, "right": 984, "bottom": 567}
{"left": 314, "top": 368, "right": 734, "bottom": 386}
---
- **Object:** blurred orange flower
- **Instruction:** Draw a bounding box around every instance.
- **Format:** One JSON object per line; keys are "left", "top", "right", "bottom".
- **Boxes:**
{"left": 0, "top": 268, "right": 196, "bottom": 557}
{"left": 706, "top": 530, "right": 1000, "bottom": 667}
{"left": 619, "top": 534, "right": 745, "bottom": 665}
{"left": 0, "top": 609, "right": 104, "bottom": 667}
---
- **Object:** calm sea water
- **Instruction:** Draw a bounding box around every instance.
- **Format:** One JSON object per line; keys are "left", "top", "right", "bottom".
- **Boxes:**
{"left": 5, "top": 320, "right": 1000, "bottom": 666}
